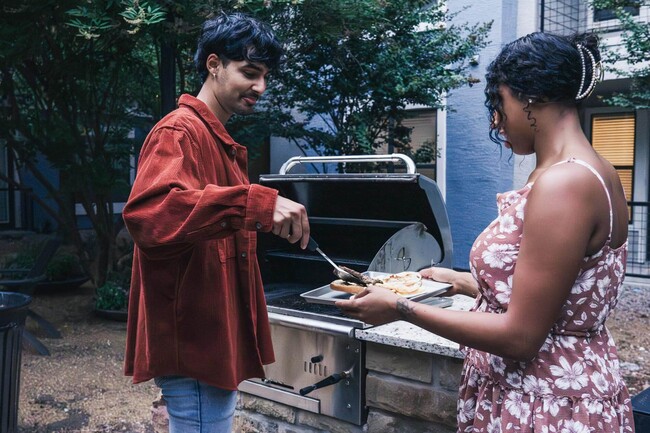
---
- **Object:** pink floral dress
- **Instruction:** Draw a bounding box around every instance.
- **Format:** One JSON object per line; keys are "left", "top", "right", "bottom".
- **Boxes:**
{"left": 459, "top": 159, "right": 635, "bottom": 432}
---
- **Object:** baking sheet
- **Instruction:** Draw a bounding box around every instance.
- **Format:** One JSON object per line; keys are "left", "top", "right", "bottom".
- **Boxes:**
{"left": 301, "top": 271, "right": 451, "bottom": 305}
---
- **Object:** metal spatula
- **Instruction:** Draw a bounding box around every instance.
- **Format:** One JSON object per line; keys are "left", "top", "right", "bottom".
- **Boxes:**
{"left": 307, "top": 237, "right": 362, "bottom": 284}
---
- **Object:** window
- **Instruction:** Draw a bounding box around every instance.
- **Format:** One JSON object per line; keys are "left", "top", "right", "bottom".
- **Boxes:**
{"left": 402, "top": 110, "right": 437, "bottom": 180}
{"left": 0, "top": 143, "right": 9, "bottom": 224}
{"left": 591, "top": 112, "right": 635, "bottom": 212}
{"left": 594, "top": 3, "right": 640, "bottom": 21}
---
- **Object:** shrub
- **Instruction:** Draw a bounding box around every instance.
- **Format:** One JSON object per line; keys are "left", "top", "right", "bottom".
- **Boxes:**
{"left": 46, "top": 253, "right": 84, "bottom": 281}
{"left": 95, "top": 280, "right": 128, "bottom": 311}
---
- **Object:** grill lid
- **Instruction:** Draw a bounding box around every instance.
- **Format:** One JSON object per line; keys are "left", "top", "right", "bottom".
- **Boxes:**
{"left": 257, "top": 154, "right": 453, "bottom": 292}
{"left": 258, "top": 176, "right": 452, "bottom": 270}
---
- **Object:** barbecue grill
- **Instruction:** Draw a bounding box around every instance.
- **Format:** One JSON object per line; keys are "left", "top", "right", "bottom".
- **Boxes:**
{"left": 238, "top": 154, "right": 454, "bottom": 425}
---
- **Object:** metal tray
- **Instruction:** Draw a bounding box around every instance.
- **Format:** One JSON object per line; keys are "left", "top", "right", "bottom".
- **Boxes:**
{"left": 301, "top": 271, "right": 451, "bottom": 306}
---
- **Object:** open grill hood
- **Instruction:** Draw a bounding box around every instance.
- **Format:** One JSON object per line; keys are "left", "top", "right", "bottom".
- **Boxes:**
{"left": 258, "top": 169, "right": 453, "bottom": 291}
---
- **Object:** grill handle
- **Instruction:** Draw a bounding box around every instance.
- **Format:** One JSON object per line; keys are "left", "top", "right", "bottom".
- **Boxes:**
{"left": 279, "top": 153, "right": 416, "bottom": 175}
{"left": 268, "top": 312, "right": 356, "bottom": 338}
{"left": 299, "top": 368, "right": 353, "bottom": 396}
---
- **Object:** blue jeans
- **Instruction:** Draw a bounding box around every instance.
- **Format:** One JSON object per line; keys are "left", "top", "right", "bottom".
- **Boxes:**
{"left": 154, "top": 376, "right": 237, "bottom": 433}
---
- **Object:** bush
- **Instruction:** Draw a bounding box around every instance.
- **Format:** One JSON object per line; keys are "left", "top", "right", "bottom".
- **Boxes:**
{"left": 1, "top": 250, "right": 36, "bottom": 270}
{"left": 46, "top": 253, "right": 84, "bottom": 281}
{"left": 95, "top": 280, "right": 128, "bottom": 311}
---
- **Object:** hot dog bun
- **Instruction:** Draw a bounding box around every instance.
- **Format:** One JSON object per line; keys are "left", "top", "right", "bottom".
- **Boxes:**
{"left": 329, "top": 279, "right": 366, "bottom": 294}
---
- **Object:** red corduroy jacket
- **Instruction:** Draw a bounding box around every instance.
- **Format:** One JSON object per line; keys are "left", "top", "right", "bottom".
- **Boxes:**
{"left": 123, "top": 94, "right": 277, "bottom": 390}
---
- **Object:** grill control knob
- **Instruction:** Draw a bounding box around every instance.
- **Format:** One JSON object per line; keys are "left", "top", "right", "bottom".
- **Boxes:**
{"left": 310, "top": 355, "right": 323, "bottom": 363}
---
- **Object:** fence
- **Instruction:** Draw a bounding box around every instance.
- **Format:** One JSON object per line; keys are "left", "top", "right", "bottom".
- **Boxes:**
{"left": 627, "top": 201, "right": 650, "bottom": 279}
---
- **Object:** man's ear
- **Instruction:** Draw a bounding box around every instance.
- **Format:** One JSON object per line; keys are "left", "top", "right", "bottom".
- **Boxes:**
{"left": 206, "top": 54, "right": 222, "bottom": 77}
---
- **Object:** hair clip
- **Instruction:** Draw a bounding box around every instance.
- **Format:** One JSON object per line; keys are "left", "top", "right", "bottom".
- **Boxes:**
{"left": 575, "top": 44, "right": 601, "bottom": 101}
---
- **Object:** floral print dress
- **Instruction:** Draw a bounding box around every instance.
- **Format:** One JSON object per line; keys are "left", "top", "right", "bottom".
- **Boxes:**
{"left": 459, "top": 159, "right": 635, "bottom": 432}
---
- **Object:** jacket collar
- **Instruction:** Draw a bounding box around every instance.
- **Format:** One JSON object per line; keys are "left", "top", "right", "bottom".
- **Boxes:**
{"left": 178, "top": 94, "right": 238, "bottom": 147}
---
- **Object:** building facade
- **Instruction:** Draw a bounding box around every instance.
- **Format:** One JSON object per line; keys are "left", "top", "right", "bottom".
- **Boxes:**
{"left": 444, "top": 0, "right": 649, "bottom": 274}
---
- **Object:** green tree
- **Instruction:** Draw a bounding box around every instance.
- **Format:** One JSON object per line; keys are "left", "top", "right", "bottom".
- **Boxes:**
{"left": 252, "top": 0, "right": 491, "bottom": 165}
{"left": 591, "top": 0, "right": 650, "bottom": 108}
{"left": 0, "top": 0, "right": 166, "bottom": 286}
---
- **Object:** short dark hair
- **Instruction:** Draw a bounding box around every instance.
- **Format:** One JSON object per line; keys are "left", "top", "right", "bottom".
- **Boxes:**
{"left": 484, "top": 32, "right": 601, "bottom": 145}
{"left": 194, "top": 12, "right": 284, "bottom": 82}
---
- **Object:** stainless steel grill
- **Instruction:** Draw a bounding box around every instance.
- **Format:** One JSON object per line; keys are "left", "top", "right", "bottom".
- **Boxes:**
{"left": 239, "top": 154, "right": 454, "bottom": 425}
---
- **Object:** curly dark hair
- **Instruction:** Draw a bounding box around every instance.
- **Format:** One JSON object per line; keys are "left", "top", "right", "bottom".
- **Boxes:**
{"left": 484, "top": 32, "right": 601, "bottom": 145}
{"left": 194, "top": 12, "right": 284, "bottom": 82}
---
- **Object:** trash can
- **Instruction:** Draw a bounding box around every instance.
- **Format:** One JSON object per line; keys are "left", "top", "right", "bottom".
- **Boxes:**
{"left": 633, "top": 387, "right": 650, "bottom": 433}
{"left": 0, "top": 292, "right": 31, "bottom": 433}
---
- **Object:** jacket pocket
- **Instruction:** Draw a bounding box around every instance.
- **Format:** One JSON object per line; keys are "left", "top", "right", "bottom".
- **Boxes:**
{"left": 216, "top": 236, "right": 237, "bottom": 263}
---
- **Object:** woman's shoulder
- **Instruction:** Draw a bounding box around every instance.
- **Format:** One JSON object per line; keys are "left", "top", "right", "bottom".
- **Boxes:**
{"left": 531, "top": 160, "right": 599, "bottom": 195}
{"left": 534, "top": 157, "right": 624, "bottom": 202}
{"left": 525, "top": 161, "right": 606, "bottom": 224}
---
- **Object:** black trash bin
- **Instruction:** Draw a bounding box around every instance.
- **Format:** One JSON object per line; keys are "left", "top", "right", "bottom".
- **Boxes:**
{"left": 0, "top": 292, "right": 31, "bottom": 433}
{"left": 633, "top": 387, "right": 650, "bottom": 433}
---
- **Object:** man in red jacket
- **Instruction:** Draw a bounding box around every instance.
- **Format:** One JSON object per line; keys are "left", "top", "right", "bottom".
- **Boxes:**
{"left": 122, "top": 12, "right": 309, "bottom": 433}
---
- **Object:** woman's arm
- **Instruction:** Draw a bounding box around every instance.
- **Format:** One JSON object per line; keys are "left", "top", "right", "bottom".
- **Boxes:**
{"left": 419, "top": 267, "right": 480, "bottom": 298}
{"left": 337, "top": 165, "right": 604, "bottom": 361}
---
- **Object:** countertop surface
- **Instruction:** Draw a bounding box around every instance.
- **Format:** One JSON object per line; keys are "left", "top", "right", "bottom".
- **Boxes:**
{"left": 354, "top": 294, "right": 476, "bottom": 358}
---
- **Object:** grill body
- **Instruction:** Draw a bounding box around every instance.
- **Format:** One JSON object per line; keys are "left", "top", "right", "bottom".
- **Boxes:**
{"left": 241, "top": 159, "right": 453, "bottom": 425}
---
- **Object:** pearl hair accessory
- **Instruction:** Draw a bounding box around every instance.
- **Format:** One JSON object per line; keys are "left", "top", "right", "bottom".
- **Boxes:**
{"left": 575, "top": 44, "right": 601, "bottom": 101}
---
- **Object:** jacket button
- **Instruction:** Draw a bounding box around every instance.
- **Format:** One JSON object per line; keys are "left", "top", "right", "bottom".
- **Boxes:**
{"left": 230, "top": 148, "right": 236, "bottom": 156}
{"left": 241, "top": 252, "right": 247, "bottom": 258}
{"left": 255, "top": 222, "right": 262, "bottom": 230}
{"left": 220, "top": 221, "right": 227, "bottom": 228}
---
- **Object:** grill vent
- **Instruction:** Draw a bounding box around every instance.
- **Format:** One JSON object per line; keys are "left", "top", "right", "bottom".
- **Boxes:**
{"left": 304, "top": 361, "right": 327, "bottom": 377}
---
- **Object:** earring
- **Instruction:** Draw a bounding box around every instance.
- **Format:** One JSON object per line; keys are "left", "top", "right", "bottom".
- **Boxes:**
{"left": 212, "top": 72, "right": 216, "bottom": 79}
{"left": 528, "top": 98, "right": 533, "bottom": 104}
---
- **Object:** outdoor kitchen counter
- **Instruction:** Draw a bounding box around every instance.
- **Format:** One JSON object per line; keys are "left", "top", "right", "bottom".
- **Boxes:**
{"left": 354, "top": 294, "right": 475, "bottom": 358}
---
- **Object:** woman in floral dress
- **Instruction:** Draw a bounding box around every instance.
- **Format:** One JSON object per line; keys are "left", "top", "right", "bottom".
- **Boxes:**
{"left": 337, "top": 32, "right": 635, "bottom": 432}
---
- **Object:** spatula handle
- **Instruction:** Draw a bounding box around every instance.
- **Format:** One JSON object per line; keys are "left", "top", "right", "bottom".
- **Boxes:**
{"left": 307, "top": 236, "right": 319, "bottom": 252}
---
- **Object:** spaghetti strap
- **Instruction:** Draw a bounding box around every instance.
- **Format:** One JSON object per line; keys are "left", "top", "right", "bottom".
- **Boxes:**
{"left": 552, "top": 158, "right": 614, "bottom": 239}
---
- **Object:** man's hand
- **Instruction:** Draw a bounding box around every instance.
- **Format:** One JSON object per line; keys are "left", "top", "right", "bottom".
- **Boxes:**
{"left": 272, "top": 195, "right": 310, "bottom": 249}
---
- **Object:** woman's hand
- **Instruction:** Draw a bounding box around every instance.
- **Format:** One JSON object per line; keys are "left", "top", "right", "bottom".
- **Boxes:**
{"left": 335, "top": 285, "right": 404, "bottom": 325}
{"left": 419, "top": 267, "right": 480, "bottom": 298}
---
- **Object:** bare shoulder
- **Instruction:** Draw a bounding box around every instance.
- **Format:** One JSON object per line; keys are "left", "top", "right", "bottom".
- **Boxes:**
{"left": 530, "top": 162, "right": 601, "bottom": 202}
{"left": 527, "top": 158, "right": 624, "bottom": 251}
{"left": 525, "top": 162, "right": 604, "bottom": 234}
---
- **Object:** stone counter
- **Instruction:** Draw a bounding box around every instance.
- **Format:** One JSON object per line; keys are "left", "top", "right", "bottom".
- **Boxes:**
{"left": 354, "top": 294, "right": 475, "bottom": 358}
{"left": 234, "top": 295, "right": 475, "bottom": 433}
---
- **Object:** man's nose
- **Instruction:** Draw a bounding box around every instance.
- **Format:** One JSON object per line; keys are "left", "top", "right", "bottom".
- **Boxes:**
{"left": 252, "top": 77, "right": 267, "bottom": 94}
